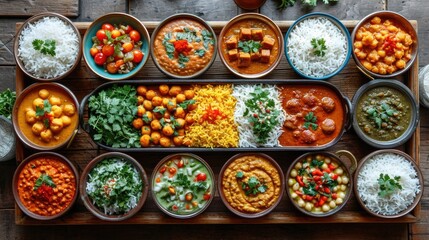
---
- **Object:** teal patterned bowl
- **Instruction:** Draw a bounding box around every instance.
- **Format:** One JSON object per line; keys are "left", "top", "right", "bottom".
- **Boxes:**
{"left": 82, "top": 12, "right": 150, "bottom": 81}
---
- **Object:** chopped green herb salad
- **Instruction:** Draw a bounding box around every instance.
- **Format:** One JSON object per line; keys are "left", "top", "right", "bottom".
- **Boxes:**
{"left": 86, "top": 157, "right": 143, "bottom": 215}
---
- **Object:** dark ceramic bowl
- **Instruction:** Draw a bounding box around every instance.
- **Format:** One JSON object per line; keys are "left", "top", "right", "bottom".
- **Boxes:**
{"left": 82, "top": 12, "right": 150, "bottom": 81}
{"left": 284, "top": 12, "right": 351, "bottom": 80}
{"left": 12, "top": 82, "right": 79, "bottom": 151}
{"left": 352, "top": 79, "right": 419, "bottom": 148}
{"left": 285, "top": 151, "right": 356, "bottom": 217}
{"left": 151, "top": 153, "right": 215, "bottom": 218}
{"left": 80, "top": 152, "right": 149, "bottom": 221}
{"left": 12, "top": 152, "right": 79, "bottom": 220}
{"left": 14, "top": 12, "right": 82, "bottom": 81}
{"left": 354, "top": 149, "right": 423, "bottom": 218}
{"left": 150, "top": 13, "right": 217, "bottom": 79}
{"left": 218, "top": 153, "right": 284, "bottom": 218}
{"left": 351, "top": 11, "right": 418, "bottom": 79}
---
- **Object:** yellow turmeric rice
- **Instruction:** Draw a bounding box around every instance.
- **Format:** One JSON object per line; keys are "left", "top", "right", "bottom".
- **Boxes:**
{"left": 186, "top": 84, "right": 239, "bottom": 148}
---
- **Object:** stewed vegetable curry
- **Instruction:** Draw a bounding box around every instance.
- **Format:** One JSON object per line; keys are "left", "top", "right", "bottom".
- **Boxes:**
{"left": 279, "top": 85, "right": 344, "bottom": 146}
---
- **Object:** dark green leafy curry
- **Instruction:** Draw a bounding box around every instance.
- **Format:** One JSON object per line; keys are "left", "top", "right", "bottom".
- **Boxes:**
{"left": 356, "top": 87, "right": 411, "bottom": 141}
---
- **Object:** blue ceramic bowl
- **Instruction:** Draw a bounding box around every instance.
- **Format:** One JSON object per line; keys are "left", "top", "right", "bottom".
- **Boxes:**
{"left": 82, "top": 12, "right": 150, "bottom": 81}
{"left": 284, "top": 12, "right": 352, "bottom": 80}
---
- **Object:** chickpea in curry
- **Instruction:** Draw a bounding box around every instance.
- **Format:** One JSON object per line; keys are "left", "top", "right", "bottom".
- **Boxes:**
{"left": 354, "top": 16, "right": 415, "bottom": 75}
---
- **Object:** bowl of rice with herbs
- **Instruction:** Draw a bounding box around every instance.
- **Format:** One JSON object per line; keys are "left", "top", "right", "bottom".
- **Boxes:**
{"left": 80, "top": 152, "right": 148, "bottom": 221}
{"left": 285, "top": 12, "right": 351, "bottom": 80}
{"left": 14, "top": 12, "right": 82, "bottom": 81}
{"left": 354, "top": 149, "right": 423, "bottom": 218}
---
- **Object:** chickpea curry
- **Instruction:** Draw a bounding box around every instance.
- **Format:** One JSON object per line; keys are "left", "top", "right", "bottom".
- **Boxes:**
{"left": 288, "top": 154, "right": 350, "bottom": 214}
{"left": 17, "top": 86, "right": 78, "bottom": 148}
{"left": 356, "top": 86, "right": 412, "bottom": 141}
{"left": 354, "top": 16, "right": 415, "bottom": 75}
{"left": 279, "top": 85, "right": 344, "bottom": 147}
{"left": 16, "top": 156, "right": 76, "bottom": 216}
{"left": 221, "top": 19, "right": 280, "bottom": 75}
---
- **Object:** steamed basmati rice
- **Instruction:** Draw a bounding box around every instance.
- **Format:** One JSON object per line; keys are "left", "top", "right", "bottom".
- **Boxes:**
{"left": 232, "top": 84, "right": 285, "bottom": 147}
{"left": 356, "top": 153, "right": 420, "bottom": 216}
{"left": 18, "top": 16, "right": 79, "bottom": 79}
{"left": 287, "top": 17, "right": 348, "bottom": 77}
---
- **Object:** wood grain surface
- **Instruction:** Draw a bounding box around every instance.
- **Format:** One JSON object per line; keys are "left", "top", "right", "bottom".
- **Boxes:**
{"left": 1, "top": 0, "right": 429, "bottom": 239}
{"left": 0, "top": 0, "right": 79, "bottom": 17}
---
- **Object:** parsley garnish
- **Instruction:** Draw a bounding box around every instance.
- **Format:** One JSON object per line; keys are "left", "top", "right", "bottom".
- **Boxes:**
{"left": 303, "top": 112, "right": 318, "bottom": 130}
{"left": 310, "top": 159, "right": 324, "bottom": 168}
{"left": 365, "top": 103, "right": 398, "bottom": 129}
{"left": 303, "top": 182, "right": 317, "bottom": 196}
{"left": 176, "top": 28, "right": 198, "bottom": 43}
{"left": 201, "top": 29, "right": 214, "bottom": 49}
{"left": 32, "top": 39, "right": 56, "bottom": 56}
{"left": 178, "top": 53, "right": 189, "bottom": 68}
{"left": 195, "top": 49, "right": 206, "bottom": 57}
{"left": 238, "top": 40, "right": 261, "bottom": 53}
{"left": 34, "top": 174, "right": 56, "bottom": 191}
{"left": 177, "top": 99, "right": 196, "bottom": 110}
{"left": 163, "top": 32, "right": 175, "bottom": 59}
{"left": 378, "top": 173, "right": 402, "bottom": 198}
{"left": 0, "top": 88, "right": 16, "bottom": 119}
{"left": 241, "top": 176, "right": 268, "bottom": 196}
{"left": 311, "top": 38, "right": 327, "bottom": 57}
{"left": 236, "top": 171, "right": 244, "bottom": 179}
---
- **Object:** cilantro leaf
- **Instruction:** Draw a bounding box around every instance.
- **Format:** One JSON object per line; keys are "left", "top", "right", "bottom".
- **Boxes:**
{"left": 0, "top": 88, "right": 16, "bottom": 119}
{"left": 236, "top": 171, "right": 244, "bottom": 179}
{"left": 238, "top": 40, "right": 261, "bottom": 53}
{"left": 32, "top": 39, "right": 56, "bottom": 56}
{"left": 311, "top": 38, "right": 327, "bottom": 57}
{"left": 163, "top": 32, "right": 175, "bottom": 59}
{"left": 34, "top": 174, "right": 56, "bottom": 190}
{"left": 378, "top": 173, "right": 402, "bottom": 197}
{"left": 195, "top": 49, "right": 206, "bottom": 57}
{"left": 178, "top": 54, "right": 189, "bottom": 68}
{"left": 303, "top": 112, "right": 318, "bottom": 130}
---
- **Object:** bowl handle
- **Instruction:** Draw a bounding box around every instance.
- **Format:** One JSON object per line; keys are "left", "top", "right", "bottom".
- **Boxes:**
{"left": 335, "top": 150, "right": 357, "bottom": 174}
{"left": 344, "top": 96, "right": 353, "bottom": 131}
{"left": 79, "top": 93, "right": 91, "bottom": 133}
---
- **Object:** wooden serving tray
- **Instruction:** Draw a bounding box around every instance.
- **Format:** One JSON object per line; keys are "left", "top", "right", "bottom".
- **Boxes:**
{"left": 14, "top": 20, "right": 420, "bottom": 225}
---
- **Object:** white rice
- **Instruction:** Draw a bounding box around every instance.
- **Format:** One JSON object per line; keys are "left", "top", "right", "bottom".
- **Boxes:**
{"left": 232, "top": 84, "right": 285, "bottom": 148}
{"left": 356, "top": 153, "right": 420, "bottom": 216}
{"left": 287, "top": 17, "right": 348, "bottom": 77}
{"left": 18, "top": 16, "right": 79, "bottom": 79}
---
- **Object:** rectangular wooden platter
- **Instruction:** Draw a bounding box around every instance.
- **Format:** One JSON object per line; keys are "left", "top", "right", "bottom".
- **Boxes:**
{"left": 15, "top": 20, "right": 421, "bottom": 225}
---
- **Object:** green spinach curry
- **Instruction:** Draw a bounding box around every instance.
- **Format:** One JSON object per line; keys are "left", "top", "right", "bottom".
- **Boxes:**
{"left": 356, "top": 86, "right": 411, "bottom": 141}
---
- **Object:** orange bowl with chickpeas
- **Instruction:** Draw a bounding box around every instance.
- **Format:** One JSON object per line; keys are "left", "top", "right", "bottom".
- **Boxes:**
{"left": 351, "top": 11, "right": 418, "bottom": 79}
{"left": 13, "top": 152, "right": 79, "bottom": 220}
{"left": 12, "top": 82, "right": 79, "bottom": 150}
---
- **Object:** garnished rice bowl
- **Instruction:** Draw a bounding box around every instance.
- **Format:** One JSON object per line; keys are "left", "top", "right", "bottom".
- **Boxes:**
{"left": 285, "top": 13, "right": 351, "bottom": 80}
{"left": 354, "top": 149, "right": 423, "bottom": 218}
{"left": 14, "top": 12, "right": 82, "bottom": 81}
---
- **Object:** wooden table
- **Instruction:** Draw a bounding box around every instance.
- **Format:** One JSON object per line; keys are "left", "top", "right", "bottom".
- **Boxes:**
{"left": 1, "top": 1, "right": 429, "bottom": 239}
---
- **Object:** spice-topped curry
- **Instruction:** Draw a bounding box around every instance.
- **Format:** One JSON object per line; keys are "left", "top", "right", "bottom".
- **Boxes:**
{"left": 16, "top": 156, "right": 76, "bottom": 216}
{"left": 279, "top": 85, "right": 344, "bottom": 146}
{"left": 221, "top": 19, "right": 280, "bottom": 75}
{"left": 355, "top": 86, "right": 412, "bottom": 141}
{"left": 153, "top": 17, "right": 215, "bottom": 76}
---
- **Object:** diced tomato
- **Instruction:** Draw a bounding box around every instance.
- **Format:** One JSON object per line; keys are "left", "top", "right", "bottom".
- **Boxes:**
{"left": 313, "top": 176, "right": 321, "bottom": 181}
{"left": 176, "top": 159, "right": 184, "bottom": 168}
{"left": 115, "top": 59, "right": 125, "bottom": 68}
{"left": 324, "top": 187, "right": 331, "bottom": 194}
{"left": 168, "top": 167, "right": 177, "bottom": 175}
{"left": 124, "top": 25, "right": 133, "bottom": 34}
{"left": 312, "top": 169, "right": 323, "bottom": 176}
{"left": 172, "top": 205, "right": 178, "bottom": 211}
{"left": 195, "top": 173, "right": 207, "bottom": 182}
{"left": 331, "top": 174, "right": 338, "bottom": 180}
{"left": 155, "top": 177, "right": 161, "bottom": 183}
{"left": 328, "top": 164, "right": 337, "bottom": 170}
{"left": 296, "top": 175, "right": 305, "bottom": 187}
{"left": 159, "top": 166, "right": 167, "bottom": 174}
{"left": 203, "top": 193, "right": 211, "bottom": 201}
{"left": 332, "top": 193, "right": 338, "bottom": 199}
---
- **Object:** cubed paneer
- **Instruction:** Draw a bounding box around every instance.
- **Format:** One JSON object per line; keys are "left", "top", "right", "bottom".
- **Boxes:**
{"left": 251, "top": 29, "right": 263, "bottom": 41}
{"left": 250, "top": 51, "right": 261, "bottom": 61}
{"left": 260, "top": 49, "right": 270, "bottom": 63}
{"left": 261, "top": 35, "right": 275, "bottom": 49}
{"left": 238, "top": 52, "right": 251, "bottom": 67}
{"left": 226, "top": 35, "right": 238, "bottom": 50}
{"left": 227, "top": 49, "right": 239, "bottom": 61}
{"left": 239, "top": 28, "right": 252, "bottom": 40}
